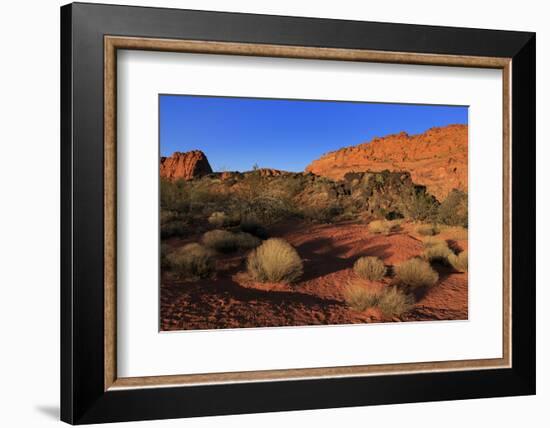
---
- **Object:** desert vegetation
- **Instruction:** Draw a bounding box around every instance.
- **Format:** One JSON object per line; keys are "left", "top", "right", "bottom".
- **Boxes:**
{"left": 246, "top": 238, "right": 303, "bottom": 283}
{"left": 160, "top": 125, "right": 468, "bottom": 330}
{"left": 353, "top": 256, "right": 387, "bottom": 281}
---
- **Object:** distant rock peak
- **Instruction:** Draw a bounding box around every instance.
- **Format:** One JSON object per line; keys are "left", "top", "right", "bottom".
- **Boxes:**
{"left": 160, "top": 150, "right": 213, "bottom": 180}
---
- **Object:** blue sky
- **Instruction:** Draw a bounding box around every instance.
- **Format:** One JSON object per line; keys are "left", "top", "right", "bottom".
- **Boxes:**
{"left": 160, "top": 95, "right": 468, "bottom": 172}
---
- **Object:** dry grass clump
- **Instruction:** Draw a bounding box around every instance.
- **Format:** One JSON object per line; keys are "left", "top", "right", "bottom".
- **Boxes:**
{"left": 394, "top": 258, "right": 439, "bottom": 289}
{"left": 423, "top": 242, "right": 453, "bottom": 264}
{"left": 208, "top": 211, "right": 228, "bottom": 228}
{"left": 448, "top": 250, "right": 468, "bottom": 272}
{"left": 422, "top": 236, "right": 446, "bottom": 248}
{"left": 368, "top": 219, "right": 400, "bottom": 235}
{"left": 378, "top": 287, "right": 414, "bottom": 317}
{"left": 202, "top": 229, "right": 260, "bottom": 253}
{"left": 343, "top": 281, "right": 381, "bottom": 311}
{"left": 440, "top": 226, "right": 469, "bottom": 241}
{"left": 353, "top": 256, "right": 387, "bottom": 281}
{"left": 416, "top": 224, "right": 439, "bottom": 236}
{"left": 247, "top": 238, "right": 303, "bottom": 283}
{"left": 166, "top": 243, "right": 215, "bottom": 281}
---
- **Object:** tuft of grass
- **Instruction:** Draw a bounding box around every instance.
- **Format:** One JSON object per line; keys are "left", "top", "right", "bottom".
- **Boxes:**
{"left": 416, "top": 224, "right": 439, "bottom": 236}
{"left": 368, "top": 219, "right": 399, "bottom": 235}
{"left": 394, "top": 258, "right": 439, "bottom": 289}
{"left": 343, "top": 281, "right": 381, "bottom": 311}
{"left": 353, "top": 256, "right": 387, "bottom": 281}
{"left": 421, "top": 236, "right": 446, "bottom": 248}
{"left": 448, "top": 250, "right": 468, "bottom": 272}
{"left": 246, "top": 238, "right": 303, "bottom": 283}
{"left": 208, "top": 211, "right": 228, "bottom": 228}
{"left": 202, "top": 229, "right": 260, "bottom": 253}
{"left": 166, "top": 243, "right": 215, "bottom": 281}
{"left": 378, "top": 287, "right": 414, "bottom": 317}
{"left": 422, "top": 242, "right": 453, "bottom": 264}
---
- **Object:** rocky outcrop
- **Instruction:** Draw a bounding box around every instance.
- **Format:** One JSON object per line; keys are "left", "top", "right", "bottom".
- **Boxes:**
{"left": 306, "top": 124, "right": 467, "bottom": 201}
{"left": 160, "top": 150, "right": 213, "bottom": 180}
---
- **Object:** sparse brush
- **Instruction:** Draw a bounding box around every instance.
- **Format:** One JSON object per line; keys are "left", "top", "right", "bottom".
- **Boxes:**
{"left": 448, "top": 251, "right": 468, "bottom": 272}
{"left": 240, "top": 217, "right": 268, "bottom": 239}
{"left": 368, "top": 219, "right": 399, "bottom": 235}
{"left": 378, "top": 287, "right": 414, "bottom": 317}
{"left": 343, "top": 281, "right": 382, "bottom": 311}
{"left": 166, "top": 243, "right": 215, "bottom": 281}
{"left": 416, "top": 224, "right": 439, "bottom": 236}
{"left": 247, "top": 238, "right": 303, "bottom": 283}
{"left": 394, "top": 258, "right": 439, "bottom": 289}
{"left": 202, "top": 229, "right": 260, "bottom": 253}
{"left": 422, "top": 243, "right": 453, "bottom": 264}
{"left": 353, "top": 256, "right": 387, "bottom": 281}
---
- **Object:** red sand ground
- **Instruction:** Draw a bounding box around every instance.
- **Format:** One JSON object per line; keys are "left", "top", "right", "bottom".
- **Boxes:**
{"left": 160, "top": 221, "right": 467, "bottom": 331}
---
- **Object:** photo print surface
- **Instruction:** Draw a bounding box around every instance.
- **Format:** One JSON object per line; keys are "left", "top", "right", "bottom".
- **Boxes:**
{"left": 159, "top": 95, "right": 469, "bottom": 331}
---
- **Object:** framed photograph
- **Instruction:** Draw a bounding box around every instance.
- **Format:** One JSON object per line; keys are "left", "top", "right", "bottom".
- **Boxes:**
{"left": 61, "top": 2, "right": 535, "bottom": 424}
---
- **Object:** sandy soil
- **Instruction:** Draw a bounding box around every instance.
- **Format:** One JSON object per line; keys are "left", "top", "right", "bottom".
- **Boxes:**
{"left": 160, "top": 221, "right": 468, "bottom": 331}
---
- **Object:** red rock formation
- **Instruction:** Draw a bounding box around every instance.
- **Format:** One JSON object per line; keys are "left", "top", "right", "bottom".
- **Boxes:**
{"left": 160, "top": 150, "right": 213, "bottom": 180}
{"left": 306, "top": 124, "right": 467, "bottom": 200}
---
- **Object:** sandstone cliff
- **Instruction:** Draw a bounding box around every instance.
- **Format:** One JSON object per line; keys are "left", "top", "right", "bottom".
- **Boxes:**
{"left": 306, "top": 124, "right": 467, "bottom": 200}
{"left": 160, "top": 150, "right": 213, "bottom": 180}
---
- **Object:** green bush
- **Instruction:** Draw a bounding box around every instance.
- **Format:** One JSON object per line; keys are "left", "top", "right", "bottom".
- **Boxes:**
{"left": 166, "top": 243, "right": 215, "bottom": 281}
{"left": 353, "top": 256, "right": 387, "bottom": 281}
{"left": 394, "top": 258, "right": 439, "bottom": 289}
{"left": 202, "top": 230, "right": 260, "bottom": 253}
{"left": 448, "top": 250, "right": 468, "bottom": 272}
{"left": 378, "top": 287, "right": 414, "bottom": 317}
{"left": 438, "top": 190, "right": 468, "bottom": 227}
{"left": 246, "top": 238, "right": 303, "bottom": 283}
{"left": 343, "top": 281, "right": 381, "bottom": 311}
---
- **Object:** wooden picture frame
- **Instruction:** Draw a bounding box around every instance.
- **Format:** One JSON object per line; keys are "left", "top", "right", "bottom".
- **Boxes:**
{"left": 61, "top": 2, "right": 535, "bottom": 424}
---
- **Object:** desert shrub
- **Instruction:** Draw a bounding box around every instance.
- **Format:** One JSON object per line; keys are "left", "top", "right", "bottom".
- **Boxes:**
{"left": 353, "top": 256, "right": 387, "bottom": 281}
{"left": 368, "top": 219, "right": 399, "bottom": 235}
{"left": 423, "top": 242, "right": 453, "bottom": 264}
{"left": 235, "top": 232, "right": 262, "bottom": 250}
{"left": 202, "top": 230, "right": 260, "bottom": 253}
{"left": 438, "top": 190, "right": 468, "bottom": 227}
{"left": 440, "top": 225, "right": 468, "bottom": 241}
{"left": 208, "top": 211, "right": 229, "bottom": 228}
{"left": 166, "top": 243, "right": 215, "bottom": 281}
{"left": 343, "top": 281, "right": 382, "bottom": 311}
{"left": 394, "top": 258, "right": 439, "bottom": 289}
{"left": 448, "top": 251, "right": 468, "bottom": 272}
{"left": 202, "top": 230, "right": 239, "bottom": 253}
{"left": 303, "top": 205, "right": 343, "bottom": 224}
{"left": 160, "top": 221, "right": 187, "bottom": 239}
{"left": 246, "top": 238, "right": 303, "bottom": 283}
{"left": 422, "top": 236, "right": 446, "bottom": 248}
{"left": 378, "top": 287, "right": 414, "bottom": 317}
{"left": 402, "top": 190, "right": 439, "bottom": 222}
{"left": 416, "top": 224, "right": 439, "bottom": 236}
{"left": 240, "top": 217, "right": 268, "bottom": 239}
